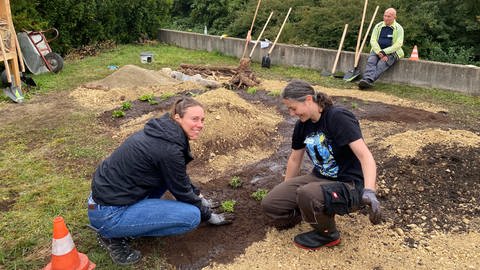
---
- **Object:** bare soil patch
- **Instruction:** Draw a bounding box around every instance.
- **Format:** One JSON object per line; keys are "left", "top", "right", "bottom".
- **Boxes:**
{"left": 7, "top": 65, "right": 476, "bottom": 269}
{"left": 92, "top": 65, "right": 479, "bottom": 269}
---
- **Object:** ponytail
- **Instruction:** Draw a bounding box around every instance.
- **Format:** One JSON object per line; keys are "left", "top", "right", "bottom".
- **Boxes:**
{"left": 170, "top": 96, "right": 204, "bottom": 119}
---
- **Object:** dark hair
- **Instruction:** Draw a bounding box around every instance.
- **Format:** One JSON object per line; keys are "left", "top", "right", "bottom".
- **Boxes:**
{"left": 281, "top": 80, "right": 333, "bottom": 109}
{"left": 170, "top": 96, "right": 204, "bottom": 118}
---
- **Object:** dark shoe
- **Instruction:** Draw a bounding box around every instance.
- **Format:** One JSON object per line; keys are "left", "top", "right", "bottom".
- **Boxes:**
{"left": 358, "top": 79, "right": 373, "bottom": 90}
{"left": 293, "top": 229, "right": 340, "bottom": 250}
{"left": 97, "top": 234, "right": 142, "bottom": 265}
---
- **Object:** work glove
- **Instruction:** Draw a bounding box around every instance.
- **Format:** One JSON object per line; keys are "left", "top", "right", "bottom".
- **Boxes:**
{"left": 362, "top": 188, "right": 382, "bottom": 225}
{"left": 208, "top": 213, "right": 235, "bottom": 226}
{"left": 199, "top": 194, "right": 220, "bottom": 209}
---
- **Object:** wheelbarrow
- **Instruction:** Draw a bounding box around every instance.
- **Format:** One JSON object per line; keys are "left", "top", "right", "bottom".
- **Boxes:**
{"left": 16, "top": 28, "right": 64, "bottom": 74}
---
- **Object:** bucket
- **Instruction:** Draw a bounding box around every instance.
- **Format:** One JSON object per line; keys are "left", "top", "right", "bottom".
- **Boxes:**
{"left": 140, "top": 52, "right": 153, "bottom": 64}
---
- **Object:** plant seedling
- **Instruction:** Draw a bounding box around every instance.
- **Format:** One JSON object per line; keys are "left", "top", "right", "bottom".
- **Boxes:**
{"left": 246, "top": 87, "right": 257, "bottom": 95}
{"left": 148, "top": 99, "right": 159, "bottom": 105}
{"left": 251, "top": 188, "right": 268, "bottom": 201}
{"left": 112, "top": 110, "right": 125, "bottom": 118}
{"left": 160, "top": 92, "right": 175, "bottom": 100}
{"left": 229, "top": 176, "right": 242, "bottom": 189}
{"left": 351, "top": 101, "right": 358, "bottom": 109}
{"left": 221, "top": 200, "right": 236, "bottom": 213}
{"left": 121, "top": 101, "right": 132, "bottom": 110}
{"left": 267, "top": 89, "right": 281, "bottom": 97}
{"left": 139, "top": 93, "right": 155, "bottom": 102}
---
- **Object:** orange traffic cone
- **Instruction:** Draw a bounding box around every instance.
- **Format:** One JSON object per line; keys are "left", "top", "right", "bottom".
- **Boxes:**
{"left": 409, "top": 45, "right": 419, "bottom": 60}
{"left": 44, "top": 216, "right": 95, "bottom": 270}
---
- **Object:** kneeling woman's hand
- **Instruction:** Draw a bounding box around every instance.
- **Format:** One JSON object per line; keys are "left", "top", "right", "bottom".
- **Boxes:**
{"left": 208, "top": 213, "right": 235, "bottom": 225}
{"left": 199, "top": 195, "right": 221, "bottom": 209}
{"left": 362, "top": 189, "right": 382, "bottom": 225}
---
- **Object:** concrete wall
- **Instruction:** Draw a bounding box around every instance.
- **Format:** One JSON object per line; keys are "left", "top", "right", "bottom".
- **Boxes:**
{"left": 158, "top": 29, "right": 480, "bottom": 96}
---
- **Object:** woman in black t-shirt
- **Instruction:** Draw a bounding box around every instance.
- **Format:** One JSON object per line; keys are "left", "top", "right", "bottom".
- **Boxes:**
{"left": 261, "top": 80, "right": 381, "bottom": 250}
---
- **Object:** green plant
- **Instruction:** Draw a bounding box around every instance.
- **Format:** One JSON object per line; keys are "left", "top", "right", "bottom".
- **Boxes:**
{"left": 112, "top": 110, "right": 125, "bottom": 118}
{"left": 351, "top": 102, "right": 358, "bottom": 109}
{"left": 160, "top": 92, "right": 175, "bottom": 100}
{"left": 246, "top": 87, "right": 257, "bottom": 95}
{"left": 251, "top": 188, "right": 268, "bottom": 201}
{"left": 267, "top": 89, "right": 281, "bottom": 97}
{"left": 220, "top": 200, "right": 236, "bottom": 213}
{"left": 139, "top": 93, "right": 158, "bottom": 105}
{"left": 139, "top": 93, "right": 155, "bottom": 102}
{"left": 229, "top": 176, "right": 242, "bottom": 189}
{"left": 148, "top": 99, "right": 159, "bottom": 105}
{"left": 121, "top": 101, "right": 132, "bottom": 110}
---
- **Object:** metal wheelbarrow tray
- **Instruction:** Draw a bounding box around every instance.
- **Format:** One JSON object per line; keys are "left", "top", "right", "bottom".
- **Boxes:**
{"left": 17, "top": 28, "right": 64, "bottom": 75}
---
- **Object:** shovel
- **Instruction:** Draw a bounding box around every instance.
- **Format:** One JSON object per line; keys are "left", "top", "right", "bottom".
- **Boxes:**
{"left": 344, "top": 0, "right": 368, "bottom": 81}
{"left": 3, "top": 85, "right": 24, "bottom": 103}
{"left": 0, "top": 32, "right": 24, "bottom": 103}
{"left": 241, "top": 0, "right": 262, "bottom": 60}
{"left": 261, "top": 7, "right": 292, "bottom": 68}
{"left": 322, "top": 24, "right": 348, "bottom": 77}
{"left": 249, "top": 11, "right": 273, "bottom": 60}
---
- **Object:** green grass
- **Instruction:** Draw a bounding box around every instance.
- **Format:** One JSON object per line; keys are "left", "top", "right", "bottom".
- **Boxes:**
{"left": 0, "top": 43, "right": 478, "bottom": 269}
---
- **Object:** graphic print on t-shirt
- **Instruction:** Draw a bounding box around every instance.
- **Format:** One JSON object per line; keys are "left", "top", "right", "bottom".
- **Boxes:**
{"left": 304, "top": 132, "right": 338, "bottom": 178}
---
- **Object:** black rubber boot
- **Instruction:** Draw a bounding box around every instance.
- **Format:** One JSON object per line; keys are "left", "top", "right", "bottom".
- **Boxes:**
{"left": 97, "top": 234, "right": 142, "bottom": 265}
{"left": 358, "top": 79, "right": 373, "bottom": 90}
{"left": 293, "top": 229, "right": 341, "bottom": 250}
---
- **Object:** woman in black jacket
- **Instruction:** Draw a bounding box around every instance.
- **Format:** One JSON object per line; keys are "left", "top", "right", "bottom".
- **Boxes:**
{"left": 87, "top": 97, "right": 232, "bottom": 265}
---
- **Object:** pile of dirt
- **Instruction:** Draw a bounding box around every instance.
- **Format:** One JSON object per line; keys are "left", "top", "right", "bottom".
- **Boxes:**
{"left": 379, "top": 128, "right": 480, "bottom": 158}
{"left": 83, "top": 64, "right": 180, "bottom": 90}
{"left": 98, "top": 88, "right": 283, "bottom": 184}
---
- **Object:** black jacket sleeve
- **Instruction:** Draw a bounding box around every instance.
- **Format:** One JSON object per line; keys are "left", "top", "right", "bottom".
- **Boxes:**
{"left": 159, "top": 149, "right": 212, "bottom": 221}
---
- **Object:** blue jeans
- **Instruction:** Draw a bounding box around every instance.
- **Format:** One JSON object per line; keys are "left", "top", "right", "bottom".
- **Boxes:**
{"left": 362, "top": 52, "right": 398, "bottom": 83}
{"left": 87, "top": 193, "right": 201, "bottom": 239}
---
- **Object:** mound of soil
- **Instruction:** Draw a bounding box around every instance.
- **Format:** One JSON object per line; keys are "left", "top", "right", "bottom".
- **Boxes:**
{"left": 83, "top": 64, "right": 179, "bottom": 90}
{"left": 99, "top": 87, "right": 480, "bottom": 269}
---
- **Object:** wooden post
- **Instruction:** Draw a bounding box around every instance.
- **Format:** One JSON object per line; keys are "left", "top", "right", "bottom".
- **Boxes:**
{"left": 0, "top": 0, "right": 22, "bottom": 88}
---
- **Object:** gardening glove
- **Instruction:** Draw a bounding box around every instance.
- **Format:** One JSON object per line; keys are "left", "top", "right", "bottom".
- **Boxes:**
{"left": 362, "top": 188, "right": 382, "bottom": 225}
{"left": 208, "top": 213, "right": 235, "bottom": 226}
{"left": 199, "top": 194, "right": 220, "bottom": 209}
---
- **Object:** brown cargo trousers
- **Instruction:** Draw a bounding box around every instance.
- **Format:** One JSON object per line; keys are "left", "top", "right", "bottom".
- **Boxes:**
{"left": 261, "top": 173, "right": 359, "bottom": 232}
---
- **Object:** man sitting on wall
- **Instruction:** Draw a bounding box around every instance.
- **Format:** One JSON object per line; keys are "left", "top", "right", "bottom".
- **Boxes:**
{"left": 358, "top": 7, "right": 404, "bottom": 90}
